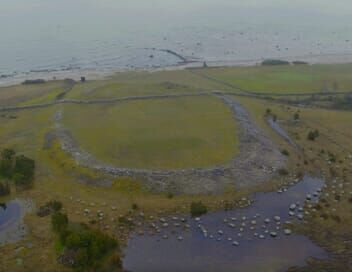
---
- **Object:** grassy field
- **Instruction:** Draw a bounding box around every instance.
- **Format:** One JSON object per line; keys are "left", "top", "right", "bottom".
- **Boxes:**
{"left": 0, "top": 64, "right": 352, "bottom": 272}
{"left": 192, "top": 63, "right": 352, "bottom": 94}
{"left": 66, "top": 81, "right": 201, "bottom": 100}
{"left": 0, "top": 107, "right": 57, "bottom": 157}
{"left": 0, "top": 82, "right": 64, "bottom": 107}
{"left": 2, "top": 64, "right": 352, "bottom": 107}
{"left": 62, "top": 96, "right": 238, "bottom": 169}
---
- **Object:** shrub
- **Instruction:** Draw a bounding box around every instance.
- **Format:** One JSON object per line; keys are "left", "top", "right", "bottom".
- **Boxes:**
{"left": 131, "top": 203, "right": 139, "bottom": 210}
{"left": 1, "top": 149, "right": 15, "bottom": 161}
{"left": 22, "top": 79, "right": 45, "bottom": 84}
{"left": 281, "top": 149, "right": 290, "bottom": 156}
{"left": 307, "top": 130, "right": 319, "bottom": 141}
{"left": 48, "top": 200, "right": 63, "bottom": 211}
{"left": 261, "top": 59, "right": 290, "bottom": 66}
{"left": 328, "top": 152, "right": 336, "bottom": 163}
{"left": 293, "top": 112, "right": 300, "bottom": 121}
{"left": 52, "top": 212, "right": 68, "bottom": 233}
{"left": 0, "top": 181, "right": 10, "bottom": 196}
{"left": 292, "top": 61, "right": 308, "bottom": 65}
{"left": 13, "top": 155, "right": 35, "bottom": 186}
{"left": 0, "top": 158, "right": 13, "bottom": 178}
{"left": 0, "top": 149, "right": 35, "bottom": 190}
{"left": 118, "top": 215, "right": 135, "bottom": 228}
{"left": 278, "top": 168, "right": 289, "bottom": 176}
{"left": 190, "top": 201, "right": 208, "bottom": 217}
{"left": 167, "top": 192, "right": 174, "bottom": 199}
{"left": 272, "top": 114, "right": 277, "bottom": 122}
{"left": 63, "top": 226, "right": 118, "bottom": 270}
{"left": 37, "top": 200, "right": 63, "bottom": 217}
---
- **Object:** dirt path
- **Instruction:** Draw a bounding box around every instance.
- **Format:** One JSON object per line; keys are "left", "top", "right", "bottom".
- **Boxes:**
{"left": 51, "top": 93, "right": 286, "bottom": 194}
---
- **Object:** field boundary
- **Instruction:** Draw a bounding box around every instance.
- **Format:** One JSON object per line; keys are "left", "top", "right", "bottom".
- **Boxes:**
{"left": 51, "top": 94, "right": 286, "bottom": 194}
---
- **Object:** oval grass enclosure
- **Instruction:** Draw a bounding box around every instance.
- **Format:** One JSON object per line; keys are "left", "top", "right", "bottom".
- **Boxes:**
{"left": 62, "top": 96, "right": 239, "bottom": 170}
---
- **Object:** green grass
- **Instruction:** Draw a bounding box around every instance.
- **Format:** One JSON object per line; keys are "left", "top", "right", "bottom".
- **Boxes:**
{"left": 66, "top": 81, "right": 201, "bottom": 100}
{"left": 0, "top": 81, "right": 64, "bottom": 106}
{"left": 17, "top": 87, "right": 64, "bottom": 106}
{"left": 0, "top": 107, "right": 57, "bottom": 158}
{"left": 62, "top": 96, "right": 238, "bottom": 169}
{"left": 193, "top": 63, "right": 352, "bottom": 94}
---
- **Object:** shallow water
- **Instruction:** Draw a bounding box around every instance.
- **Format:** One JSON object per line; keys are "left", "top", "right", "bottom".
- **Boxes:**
{"left": 0, "top": 201, "right": 22, "bottom": 232}
{"left": 1, "top": 0, "right": 352, "bottom": 83}
{"left": 123, "top": 176, "right": 327, "bottom": 272}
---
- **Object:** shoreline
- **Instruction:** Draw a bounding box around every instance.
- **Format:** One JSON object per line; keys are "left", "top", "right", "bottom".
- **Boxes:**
{"left": 2, "top": 52, "right": 352, "bottom": 88}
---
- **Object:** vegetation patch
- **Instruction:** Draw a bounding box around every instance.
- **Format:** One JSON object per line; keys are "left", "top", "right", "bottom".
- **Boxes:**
{"left": 261, "top": 59, "right": 290, "bottom": 66}
{"left": 52, "top": 212, "right": 121, "bottom": 271}
{"left": 0, "top": 148, "right": 35, "bottom": 192}
{"left": 190, "top": 201, "right": 208, "bottom": 217}
{"left": 307, "top": 130, "right": 320, "bottom": 141}
{"left": 37, "top": 200, "right": 63, "bottom": 217}
{"left": 62, "top": 96, "right": 238, "bottom": 169}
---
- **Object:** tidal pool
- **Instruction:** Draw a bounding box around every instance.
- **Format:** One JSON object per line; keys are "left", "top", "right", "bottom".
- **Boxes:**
{"left": 0, "top": 200, "right": 26, "bottom": 245}
{"left": 123, "top": 176, "right": 327, "bottom": 272}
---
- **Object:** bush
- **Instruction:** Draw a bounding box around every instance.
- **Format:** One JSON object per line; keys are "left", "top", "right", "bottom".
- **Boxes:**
{"left": 281, "top": 149, "right": 290, "bottom": 156}
{"left": 190, "top": 201, "right": 208, "bottom": 217}
{"left": 118, "top": 215, "right": 135, "bottom": 228}
{"left": 272, "top": 114, "right": 277, "bottom": 122}
{"left": 22, "top": 79, "right": 45, "bottom": 84}
{"left": 0, "top": 181, "right": 10, "bottom": 196}
{"left": 63, "top": 226, "right": 118, "bottom": 270}
{"left": 13, "top": 155, "right": 35, "bottom": 185}
{"left": 1, "top": 149, "right": 15, "bottom": 161}
{"left": 292, "top": 61, "right": 308, "bottom": 65}
{"left": 167, "top": 192, "right": 174, "bottom": 199}
{"left": 262, "top": 59, "right": 290, "bottom": 66}
{"left": 52, "top": 212, "right": 68, "bottom": 233}
{"left": 48, "top": 200, "right": 63, "bottom": 211}
{"left": 328, "top": 152, "right": 336, "bottom": 163}
{"left": 37, "top": 200, "right": 63, "bottom": 217}
{"left": 293, "top": 112, "right": 300, "bottom": 121}
{"left": 307, "top": 130, "right": 319, "bottom": 141}
{"left": 0, "top": 149, "right": 35, "bottom": 190}
{"left": 51, "top": 213, "right": 120, "bottom": 271}
{"left": 278, "top": 168, "right": 289, "bottom": 176}
{"left": 0, "top": 158, "right": 13, "bottom": 178}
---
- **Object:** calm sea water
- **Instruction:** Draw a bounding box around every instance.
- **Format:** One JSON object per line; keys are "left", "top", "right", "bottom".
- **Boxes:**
{"left": 1, "top": 0, "right": 352, "bottom": 81}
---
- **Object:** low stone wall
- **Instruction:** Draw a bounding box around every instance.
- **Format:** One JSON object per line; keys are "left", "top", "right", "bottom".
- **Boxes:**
{"left": 52, "top": 93, "right": 286, "bottom": 194}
